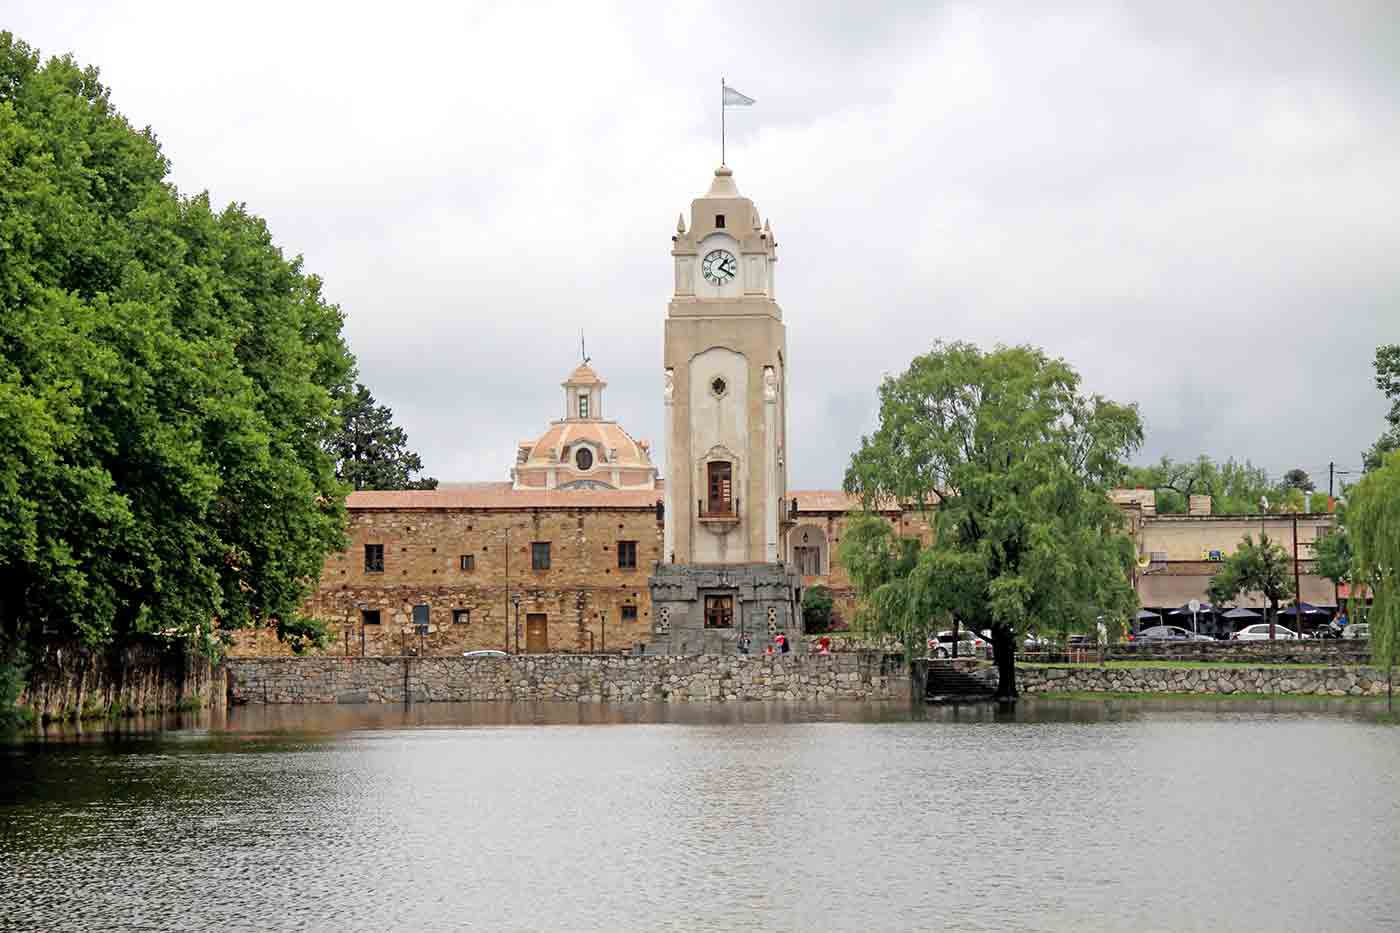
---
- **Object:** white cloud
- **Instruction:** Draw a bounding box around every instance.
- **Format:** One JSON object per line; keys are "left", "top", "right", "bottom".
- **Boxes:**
{"left": 9, "top": 0, "right": 1396, "bottom": 489}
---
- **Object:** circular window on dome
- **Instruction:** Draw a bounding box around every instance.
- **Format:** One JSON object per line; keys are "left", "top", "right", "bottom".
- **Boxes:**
{"left": 575, "top": 447, "right": 593, "bottom": 470}
{"left": 710, "top": 377, "right": 728, "bottom": 398}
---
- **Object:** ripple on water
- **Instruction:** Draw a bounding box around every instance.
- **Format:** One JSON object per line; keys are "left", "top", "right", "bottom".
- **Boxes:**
{"left": 2, "top": 699, "right": 1398, "bottom": 932}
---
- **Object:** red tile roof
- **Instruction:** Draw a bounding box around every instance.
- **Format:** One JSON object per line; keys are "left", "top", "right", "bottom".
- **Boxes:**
{"left": 348, "top": 482, "right": 661, "bottom": 510}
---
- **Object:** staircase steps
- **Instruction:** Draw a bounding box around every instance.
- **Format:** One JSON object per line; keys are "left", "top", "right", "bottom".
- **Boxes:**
{"left": 925, "top": 660, "right": 996, "bottom": 702}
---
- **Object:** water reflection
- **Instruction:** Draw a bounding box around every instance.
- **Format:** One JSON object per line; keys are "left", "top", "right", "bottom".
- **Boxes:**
{"left": 2, "top": 699, "right": 1397, "bottom": 933}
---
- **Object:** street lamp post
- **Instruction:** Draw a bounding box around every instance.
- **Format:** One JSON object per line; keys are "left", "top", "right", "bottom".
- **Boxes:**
{"left": 512, "top": 594, "right": 522, "bottom": 654}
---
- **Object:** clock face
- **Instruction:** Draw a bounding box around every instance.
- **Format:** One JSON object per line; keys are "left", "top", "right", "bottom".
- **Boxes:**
{"left": 701, "top": 249, "right": 738, "bottom": 286}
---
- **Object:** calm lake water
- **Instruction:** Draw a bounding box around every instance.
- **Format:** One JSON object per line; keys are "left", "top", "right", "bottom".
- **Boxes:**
{"left": 3, "top": 699, "right": 1398, "bottom": 933}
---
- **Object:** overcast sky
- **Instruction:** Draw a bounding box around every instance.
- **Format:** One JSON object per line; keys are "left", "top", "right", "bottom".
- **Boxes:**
{"left": 11, "top": 1, "right": 1397, "bottom": 490}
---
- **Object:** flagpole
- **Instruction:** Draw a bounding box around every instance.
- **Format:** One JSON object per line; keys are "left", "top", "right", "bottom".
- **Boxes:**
{"left": 721, "top": 77, "right": 726, "bottom": 166}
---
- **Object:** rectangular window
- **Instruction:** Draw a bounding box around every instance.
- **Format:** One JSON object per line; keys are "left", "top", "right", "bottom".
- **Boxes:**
{"left": 460, "top": 554, "right": 475, "bottom": 571}
{"left": 621, "top": 605, "right": 638, "bottom": 623}
{"left": 578, "top": 393, "right": 589, "bottom": 418}
{"left": 531, "top": 541, "right": 551, "bottom": 570}
{"left": 706, "top": 462, "right": 733, "bottom": 515}
{"left": 704, "top": 595, "right": 734, "bottom": 629}
{"left": 452, "top": 609, "right": 470, "bottom": 625}
{"left": 715, "top": 213, "right": 726, "bottom": 229}
{"left": 364, "top": 544, "right": 384, "bottom": 573}
{"left": 617, "top": 540, "right": 637, "bottom": 569}
{"left": 361, "top": 609, "right": 381, "bottom": 626}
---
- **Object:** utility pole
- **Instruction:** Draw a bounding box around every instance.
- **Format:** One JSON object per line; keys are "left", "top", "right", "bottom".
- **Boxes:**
{"left": 1292, "top": 512, "right": 1303, "bottom": 636}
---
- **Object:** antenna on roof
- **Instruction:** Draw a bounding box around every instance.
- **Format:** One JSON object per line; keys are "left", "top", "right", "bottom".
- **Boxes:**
{"left": 580, "top": 329, "right": 590, "bottom": 366}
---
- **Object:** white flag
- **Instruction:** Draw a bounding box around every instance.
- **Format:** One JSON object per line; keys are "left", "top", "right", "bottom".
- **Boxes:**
{"left": 723, "top": 85, "right": 755, "bottom": 108}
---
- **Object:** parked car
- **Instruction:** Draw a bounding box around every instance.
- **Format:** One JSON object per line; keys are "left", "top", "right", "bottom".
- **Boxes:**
{"left": 1232, "top": 623, "right": 1301, "bottom": 641}
{"left": 930, "top": 629, "right": 988, "bottom": 659}
{"left": 463, "top": 649, "right": 509, "bottom": 658}
{"left": 1343, "top": 623, "right": 1370, "bottom": 640}
{"left": 1133, "top": 625, "right": 1215, "bottom": 642}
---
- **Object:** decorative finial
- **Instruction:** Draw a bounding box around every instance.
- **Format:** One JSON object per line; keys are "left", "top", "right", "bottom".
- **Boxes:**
{"left": 580, "top": 329, "right": 590, "bottom": 366}
{"left": 676, "top": 212, "right": 686, "bottom": 234}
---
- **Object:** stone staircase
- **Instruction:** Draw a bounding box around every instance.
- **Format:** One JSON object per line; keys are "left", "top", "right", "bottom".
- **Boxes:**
{"left": 923, "top": 659, "right": 997, "bottom": 702}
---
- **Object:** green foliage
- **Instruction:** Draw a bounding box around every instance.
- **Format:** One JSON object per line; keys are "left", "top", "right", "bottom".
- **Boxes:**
{"left": 801, "top": 585, "right": 834, "bottom": 633}
{"left": 1347, "top": 450, "right": 1400, "bottom": 670}
{"left": 0, "top": 652, "right": 30, "bottom": 730}
{"left": 1128, "top": 456, "right": 1336, "bottom": 514}
{"left": 1363, "top": 344, "right": 1400, "bottom": 472}
{"left": 327, "top": 383, "right": 437, "bottom": 490}
{"left": 1126, "top": 455, "right": 1279, "bottom": 514}
{"left": 0, "top": 33, "right": 355, "bottom": 652}
{"left": 1206, "top": 534, "right": 1296, "bottom": 621}
{"left": 1315, "top": 505, "right": 1354, "bottom": 587}
{"left": 841, "top": 342, "right": 1142, "bottom": 695}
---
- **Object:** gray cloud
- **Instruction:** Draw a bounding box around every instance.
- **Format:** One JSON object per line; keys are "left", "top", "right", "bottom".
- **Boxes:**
{"left": 10, "top": 0, "right": 1396, "bottom": 490}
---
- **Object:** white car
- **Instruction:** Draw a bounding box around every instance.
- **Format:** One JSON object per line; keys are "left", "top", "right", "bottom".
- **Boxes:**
{"left": 1232, "top": 623, "right": 1301, "bottom": 641}
{"left": 930, "top": 629, "right": 988, "bottom": 659}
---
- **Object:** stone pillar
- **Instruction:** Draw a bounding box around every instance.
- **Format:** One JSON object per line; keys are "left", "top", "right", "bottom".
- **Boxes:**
{"left": 663, "top": 368, "right": 675, "bottom": 563}
{"left": 763, "top": 365, "right": 779, "bottom": 562}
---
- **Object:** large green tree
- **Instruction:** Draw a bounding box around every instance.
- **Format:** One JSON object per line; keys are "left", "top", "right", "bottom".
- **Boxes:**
{"left": 1363, "top": 344, "right": 1400, "bottom": 472}
{"left": 1347, "top": 450, "right": 1399, "bottom": 675}
{"left": 841, "top": 342, "right": 1142, "bottom": 698}
{"left": 327, "top": 383, "right": 438, "bottom": 490}
{"left": 1206, "top": 534, "right": 1296, "bottom": 634}
{"left": 0, "top": 34, "right": 355, "bottom": 656}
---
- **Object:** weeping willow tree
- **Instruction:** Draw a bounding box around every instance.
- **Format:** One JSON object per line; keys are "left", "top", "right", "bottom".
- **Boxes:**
{"left": 841, "top": 342, "right": 1143, "bottom": 698}
{"left": 1347, "top": 450, "right": 1400, "bottom": 698}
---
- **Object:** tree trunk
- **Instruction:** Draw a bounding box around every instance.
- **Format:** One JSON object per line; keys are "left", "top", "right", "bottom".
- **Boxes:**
{"left": 993, "top": 624, "right": 1017, "bottom": 700}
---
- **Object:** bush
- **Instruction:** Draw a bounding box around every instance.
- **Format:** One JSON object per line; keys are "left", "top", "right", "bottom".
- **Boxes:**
{"left": 0, "top": 654, "right": 34, "bottom": 730}
{"left": 803, "top": 586, "right": 835, "bottom": 633}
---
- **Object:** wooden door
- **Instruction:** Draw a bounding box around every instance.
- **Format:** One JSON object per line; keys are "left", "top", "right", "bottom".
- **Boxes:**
{"left": 526, "top": 614, "right": 548, "bottom": 653}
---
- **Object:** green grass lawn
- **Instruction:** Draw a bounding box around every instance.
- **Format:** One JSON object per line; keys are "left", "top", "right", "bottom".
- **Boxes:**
{"left": 1027, "top": 690, "right": 1390, "bottom": 702}
{"left": 1016, "top": 659, "right": 1349, "bottom": 670}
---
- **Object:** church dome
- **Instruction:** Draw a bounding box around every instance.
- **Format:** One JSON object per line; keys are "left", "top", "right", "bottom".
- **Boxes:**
{"left": 512, "top": 362, "right": 657, "bottom": 491}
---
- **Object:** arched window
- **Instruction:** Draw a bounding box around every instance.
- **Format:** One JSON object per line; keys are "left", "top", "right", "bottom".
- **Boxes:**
{"left": 575, "top": 447, "right": 593, "bottom": 471}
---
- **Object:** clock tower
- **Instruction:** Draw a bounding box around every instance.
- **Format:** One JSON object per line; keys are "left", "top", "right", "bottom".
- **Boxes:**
{"left": 649, "top": 165, "right": 801, "bottom": 654}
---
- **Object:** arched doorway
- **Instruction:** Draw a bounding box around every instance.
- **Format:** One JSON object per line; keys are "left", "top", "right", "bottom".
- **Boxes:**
{"left": 788, "top": 524, "right": 828, "bottom": 577}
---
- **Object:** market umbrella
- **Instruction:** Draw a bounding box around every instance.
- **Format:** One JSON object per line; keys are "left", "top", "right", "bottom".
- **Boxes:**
{"left": 1279, "top": 601, "right": 1329, "bottom": 618}
{"left": 1221, "top": 607, "right": 1262, "bottom": 620}
{"left": 1135, "top": 609, "right": 1162, "bottom": 622}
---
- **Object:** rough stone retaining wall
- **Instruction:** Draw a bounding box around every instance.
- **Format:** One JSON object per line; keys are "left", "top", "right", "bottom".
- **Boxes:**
{"left": 1104, "top": 640, "right": 1372, "bottom": 664}
{"left": 226, "top": 652, "right": 910, "bottom": 704}
{"left": 1018, "top": 665, "right": 1393, "bottom": 697}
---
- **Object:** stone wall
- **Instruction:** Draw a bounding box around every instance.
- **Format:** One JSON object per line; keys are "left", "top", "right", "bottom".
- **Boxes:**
{"left": 1108, "top": 640, "right": 1372, "bottom": 664}
{"left": 1018, "top": 665, "right": 1393, "bottom": 697}
{"left": 226, "top": 652, "right": 909, "bottom": 704}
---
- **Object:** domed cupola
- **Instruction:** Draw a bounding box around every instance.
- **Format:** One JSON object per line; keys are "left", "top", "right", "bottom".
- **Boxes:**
{"left": 511, "top": 361, "right": 658, "bottom": 491}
